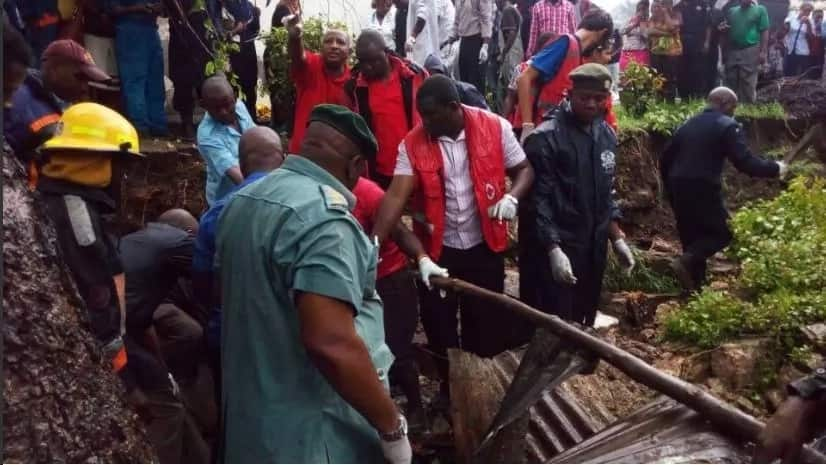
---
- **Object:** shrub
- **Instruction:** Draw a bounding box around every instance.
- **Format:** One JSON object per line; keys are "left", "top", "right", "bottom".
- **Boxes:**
{"left": 663, "top": 178, "right": 826, "bottom": 355}
{"left": 619, "top": 62, "right": 665, "bottom": 117}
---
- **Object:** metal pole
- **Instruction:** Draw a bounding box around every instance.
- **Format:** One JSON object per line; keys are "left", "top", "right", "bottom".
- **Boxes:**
{"left": 429, "top": 275, "right": 826, "bottom": 463}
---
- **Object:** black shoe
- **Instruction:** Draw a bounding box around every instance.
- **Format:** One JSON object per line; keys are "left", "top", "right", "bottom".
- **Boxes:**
{"left": 671, "top": 256, "right": 696, "bottom": 291}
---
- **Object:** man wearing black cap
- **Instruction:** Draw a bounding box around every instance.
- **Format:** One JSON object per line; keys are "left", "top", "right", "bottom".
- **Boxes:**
{"left": 217, "top": 104, "right": 412, "bottom": 463}
{"left": 523, "top": 63, "right": 634, "bottom": 327}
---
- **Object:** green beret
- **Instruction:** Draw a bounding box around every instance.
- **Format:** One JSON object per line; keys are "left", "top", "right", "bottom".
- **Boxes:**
{"left": 308, "top": 104, "right": 378, "bottom": 158}
{"left": 568, "top": 63, "right": 613, "bottom": 92}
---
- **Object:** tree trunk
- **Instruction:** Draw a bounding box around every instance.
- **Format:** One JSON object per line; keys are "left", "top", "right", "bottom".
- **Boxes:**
{"left": 2, "top": 147, "right": 155, "bottom": 462}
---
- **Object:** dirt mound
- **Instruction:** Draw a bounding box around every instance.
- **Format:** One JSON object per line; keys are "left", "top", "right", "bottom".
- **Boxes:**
{"left": 116, "top": 143, "right": 206, "bottom": 235}
{"left": 758, "top": 79, "right": 826, "bottom": 120}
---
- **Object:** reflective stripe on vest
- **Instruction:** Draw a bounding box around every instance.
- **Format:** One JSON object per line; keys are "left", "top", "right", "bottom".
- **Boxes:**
{"left": 404, "top": 106, "right": 508, "bottom": 260}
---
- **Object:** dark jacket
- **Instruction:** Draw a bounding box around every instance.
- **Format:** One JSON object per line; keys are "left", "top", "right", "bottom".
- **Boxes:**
{"left": 661, "top": 108, "right": 779, "bottom": 187}
{"left": 118, "top": 222, "right": 195, "bottom": 334}
{"left": 525, "top": 102, "right": 621, "bottom": 255}
{"left": 423, "top": 53, "right": 490, "bottom": 110}
{"left": 3, "top": 69, "right": 64, "bottom": 159}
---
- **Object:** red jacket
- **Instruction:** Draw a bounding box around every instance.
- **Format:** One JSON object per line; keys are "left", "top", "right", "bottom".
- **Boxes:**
{"left": 511, "top": 34, "right": 582, "bottom": 128}
{"left": 403, "top": 106, "right": 508, "bottom": 260}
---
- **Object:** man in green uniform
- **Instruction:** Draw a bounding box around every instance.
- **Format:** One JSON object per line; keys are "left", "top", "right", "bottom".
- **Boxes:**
{"left": 722, "top": 0, "right": 769, "bottom": 103}
{"left": 217, "top": 104, "right": 412, "bottom": 463}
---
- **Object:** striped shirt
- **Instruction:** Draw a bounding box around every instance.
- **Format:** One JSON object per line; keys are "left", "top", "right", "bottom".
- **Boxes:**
{"left": 527, "top": 0, "right": 576, "bottom": 57}
{"left": 394, "top": 113, "right": 526, "bottom": 250}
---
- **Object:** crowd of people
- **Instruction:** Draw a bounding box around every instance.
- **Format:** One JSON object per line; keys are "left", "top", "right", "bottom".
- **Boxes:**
{"left": 617, "top": 0, "right": 825, "bottom": 103}
{"left": 2, "top": 0, "right": 819, "bottom": 463}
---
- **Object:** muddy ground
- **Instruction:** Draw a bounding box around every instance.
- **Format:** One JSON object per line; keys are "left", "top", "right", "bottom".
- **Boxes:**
{"left": 113, "top": 113, "right": 818, "bottom": 460}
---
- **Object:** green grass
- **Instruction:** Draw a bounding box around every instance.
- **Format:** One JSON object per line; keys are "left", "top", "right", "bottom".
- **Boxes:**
{"left": 604, "top": 248, "right": 681, "bottom": 294}
{"left": 616, "top": 100, "right": 786, "bottom": 135}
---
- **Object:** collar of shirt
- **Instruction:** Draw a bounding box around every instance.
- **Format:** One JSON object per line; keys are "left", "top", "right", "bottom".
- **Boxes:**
{"left": 280, "top": 156, "right": 357, "bottom": 210}
{"left": 202, "top": 100, "right": 254, "bottom": 138}
{"left": 355, "top": 54, "right": 411, "bottom": 87}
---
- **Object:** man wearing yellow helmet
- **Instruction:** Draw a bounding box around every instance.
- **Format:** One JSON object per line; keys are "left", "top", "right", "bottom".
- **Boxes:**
{"left": 36, "top": 102, "right": 208, "bottom": 461}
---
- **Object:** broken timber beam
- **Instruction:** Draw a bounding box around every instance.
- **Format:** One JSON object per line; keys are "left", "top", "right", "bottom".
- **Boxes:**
{"left": 429, "top": 275, "right": 826, "bottom": 463}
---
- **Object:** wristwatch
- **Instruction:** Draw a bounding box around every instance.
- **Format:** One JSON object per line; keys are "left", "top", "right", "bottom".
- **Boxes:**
{"left": 379, "top": 415, "right": 408, "bottom": 442}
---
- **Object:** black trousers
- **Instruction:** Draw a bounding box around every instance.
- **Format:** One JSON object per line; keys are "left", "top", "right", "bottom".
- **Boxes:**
{"left": 680, "top": 52, "right": 708, "bottom": 99}
{"left": 667, "top": 179, "right": 733, "bottom": 286}
{"left": 784, "top": 53, "right": 811, "bottom": 77}
{"left": 169, "top": 11, "right": 210, "bottom": 118}
{"left": 377, "top": 269, "right": 419, "bottom": 364}
{"left": 651, "top": 54, "right": 679, "bottom": 101}
{"left": 458, "top": 34, "right": 486, "bottom": 95}
{"left": 231, "top": 40, "right": 258, "bottom": 120}
{"left": 420, "top": 244, "right": 524, "bottom": 372}
{"left": 537, "top": 246, "right": 606, "bottom": 327}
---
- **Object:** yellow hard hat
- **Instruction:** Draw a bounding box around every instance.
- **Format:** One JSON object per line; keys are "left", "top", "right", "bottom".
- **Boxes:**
{"left": 41, "top": 102, "right": 143, "bottom": 157}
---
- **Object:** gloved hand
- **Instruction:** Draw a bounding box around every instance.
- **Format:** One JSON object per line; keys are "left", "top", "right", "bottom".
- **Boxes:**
{"left": 168, "top": 373, "right": 180, "bottom": 397}
{"left": 549, "top": 247, "right": 577, "bottom": 285}
{"left": 479, "top": 43, "right": 489, "bottom": 63}
{"left": 380, "top": 428, "right": 413, "bottom": 464}
{"left": 612, "top": 238, "right": 636, "bottom": 273}
{"left": 405, "top": 35, "right": 416, "bottom": 53}
{"left": 776, "top": 160, "right": 789, "bottom": 179}
{"left": 418, "top": 256, "right": 449, "bottom": 289}
{"left": 487, "top": 193, "right": 518, "bottom": 221}
{"left": 520, "top": 122, "right": 536, "bottom": 145}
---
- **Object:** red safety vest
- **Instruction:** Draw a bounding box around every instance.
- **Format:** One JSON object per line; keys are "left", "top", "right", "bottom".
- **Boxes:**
{"left": 404, "top": 106, "right": 508, "bottom": 260}
{"left": 511, "top": 35, "right": 582, "bottom": 127}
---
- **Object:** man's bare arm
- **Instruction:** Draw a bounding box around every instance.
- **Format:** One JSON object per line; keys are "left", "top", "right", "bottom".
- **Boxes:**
{"left": 297, "top": 292, "right": 400, "bottom": 433}
{"left": 517, "top": 67, "right": 540, "bottom": 127}
{"left": 506, "top": 159, "right": 535, "bottom": 200}
{"left": 372, "top": 175, "right": 416, "bottom": 243}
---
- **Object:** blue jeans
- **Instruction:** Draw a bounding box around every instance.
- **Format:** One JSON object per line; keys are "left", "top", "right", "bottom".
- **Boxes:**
{"left": 115, "top": 20, "right": 167, "bottom": 134}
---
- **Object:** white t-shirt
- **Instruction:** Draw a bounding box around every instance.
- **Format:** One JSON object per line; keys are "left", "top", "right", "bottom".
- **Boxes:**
{"left": 365, "top": 6, "right": 398, "bottom": 52}
{"left": 785, "top": 17, "right": 811, "bottom": 56}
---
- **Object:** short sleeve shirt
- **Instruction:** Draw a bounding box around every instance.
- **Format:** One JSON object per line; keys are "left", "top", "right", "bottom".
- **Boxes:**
{"left": 351, "top": 177, "right": 409, "bottom": 278}
{"left": 218, "top": 155, "right": 392, "bottom": 463}
{"left": 196, "top": 100, "right": 256, "bottom": 206}
{"left": 530, "top": 35, "right": 571, "bottom": 82}
{"left": 727, "top": 3, "right": 769, "bottom": 49}
{"left": 289, "top": 51, "right": 352, "bottom": 153}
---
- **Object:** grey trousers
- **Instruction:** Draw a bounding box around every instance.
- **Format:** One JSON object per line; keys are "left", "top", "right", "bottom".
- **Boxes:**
{"left": 725, "top": 45, "right": 760, "bottom": 103}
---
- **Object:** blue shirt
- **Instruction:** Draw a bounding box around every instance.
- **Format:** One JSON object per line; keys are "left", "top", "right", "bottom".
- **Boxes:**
{"left": 4, "top": 70, "right": 65, "bottom": 155}
{"left": 530, "top": 35, "right": 570, "bottom": 82}
{"left": 193, "top": 170, "right": 269, "bottom": 350}
{"left": 196, "top": 100, "right": 255, "bottom": 206}
{"left": 192, "top": 171, "right": 269, "bottom": 274}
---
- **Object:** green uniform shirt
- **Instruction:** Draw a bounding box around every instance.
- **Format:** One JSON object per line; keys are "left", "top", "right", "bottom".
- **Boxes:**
{"left": 216, "top": 156, "right": 393, "bottom": 463}
{"left": 727, "top": 3, "right": 769, "bottom": 49}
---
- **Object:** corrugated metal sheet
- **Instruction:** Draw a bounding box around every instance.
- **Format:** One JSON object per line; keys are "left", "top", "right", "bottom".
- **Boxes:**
{"left": 549, "top": 396, "right": 750, "bottom": 463}
{"left": 485, "top": 351, "right": 750, "bottom": 464}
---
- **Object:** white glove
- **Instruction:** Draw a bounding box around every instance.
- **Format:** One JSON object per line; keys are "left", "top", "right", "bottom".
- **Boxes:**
{"left": 418, "top": 255, "right": 449, "bottom": 289}
{"left": 776, "top": 161, "right": 789, "bottom": 179}
{"left": 487, "top": 193, "right": 518, "bottom": 221}
{"left": 380, "top": 427, "right": 412, "bottom": 464}
{"left": 405, "top": 35, "right": 416, "bottom": 53}
{"left": 612, "top": 238, "right": 635, "bottom": 273}
{"left": 168, "top": 373, "right": 180, "bottom": 397}
{"left": 520, "top": 122, "right": 536, "bottom": 145}
{"left": 479, "top": 43, "right": 489, "bottom": 63}
{"left": 549, "top": 247, "right": 577, "bottom": 285}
